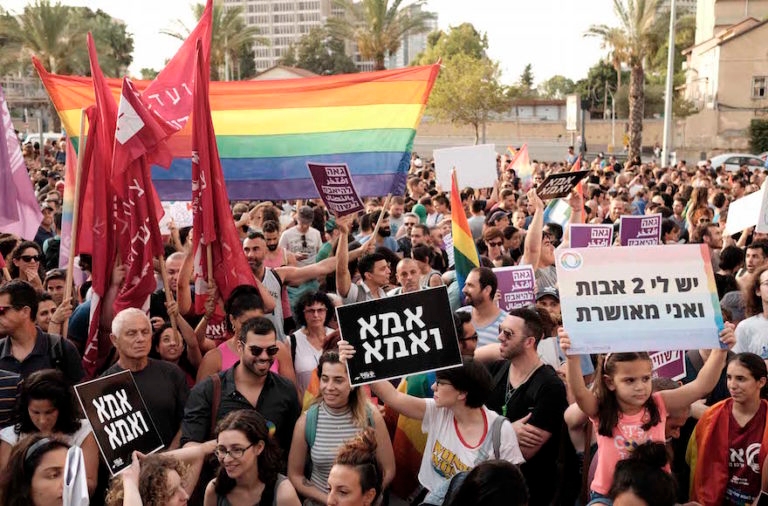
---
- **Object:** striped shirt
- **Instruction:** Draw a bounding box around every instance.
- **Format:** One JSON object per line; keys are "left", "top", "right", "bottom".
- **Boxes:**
{"left": 458, "top": 306, "right": 508, "bottom": 347}
{"left": 309, "top": 403, "right": 366, "bottom": 492}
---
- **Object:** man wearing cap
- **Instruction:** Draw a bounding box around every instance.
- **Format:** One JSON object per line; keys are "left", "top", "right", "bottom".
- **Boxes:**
{"left": 278, "top": 205, "right": 322, "bottom": 267}
{"left": 486, "top": 210, "right": 510, "bottom": 230}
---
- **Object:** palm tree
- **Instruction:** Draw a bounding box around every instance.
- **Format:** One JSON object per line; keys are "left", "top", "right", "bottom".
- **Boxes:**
{"left": 163, "top": 2, "right": 266, "bottom": 81}
{"left": 586, "top": 0, "right": 660, "bottom": 160}
{"left": 327, "top": 0, "right": 436, "bottom": 71}
{"left": 4, "top": 0, "right": 74, "bottom": 74}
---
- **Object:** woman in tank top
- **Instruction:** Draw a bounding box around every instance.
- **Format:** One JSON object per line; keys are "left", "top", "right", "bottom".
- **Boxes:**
{"left": 289, "top": 291, "right": 339, "bottom": 395}
{"left": 205, "top": 410, "right": 301, "bottom": 506}
{"left": 287, "top": 351, "right": 394, "bottom": 505}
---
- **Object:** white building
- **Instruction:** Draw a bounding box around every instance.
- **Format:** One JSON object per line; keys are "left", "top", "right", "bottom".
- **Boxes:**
{"left": 386, "top": 5, "right": 438, "bottom": 68}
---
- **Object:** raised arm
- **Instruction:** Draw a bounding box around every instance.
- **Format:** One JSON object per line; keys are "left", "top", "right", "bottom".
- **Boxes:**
{"left": 561, "top": 189, "right": 583, "bottom": 249}
{"left": 521, "top": 189, "right": 545, "bottom": 267}
{"left": 559, "top": 328, "right": 599, "bottom": 417}
{"left": 335, "top": 217, "right": 353, "bottom": 298}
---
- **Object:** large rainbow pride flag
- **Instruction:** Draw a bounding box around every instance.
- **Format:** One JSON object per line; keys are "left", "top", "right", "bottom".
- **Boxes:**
{"left": 35, "top": 64, "right": 439, "bottom": 200}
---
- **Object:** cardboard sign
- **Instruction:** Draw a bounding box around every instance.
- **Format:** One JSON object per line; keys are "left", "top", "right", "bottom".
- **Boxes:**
{"left": 443, "top": 233, "right": 455, "bottom": 268}
{"left": 650, "top": 350, "right": 687, "bottom": 381}
{"left": 724, "top": 188, "right": 764, "bottom": 236}
{"left": 434, "top": 144, "right": 498, "bottom": 190}
{"left": 74, "top": 371, "right": 164, "bottom": 475}
{"left": 536, "top": 170, "right": 589, "bottom": 199}
{"left": 336, "top": 286, "right": 462, "bottom": 386}
{"left": 158, "top": 201, "right": 193, "bottom": 234}
{"left": 570, "top": 224, "right": 613, "bottom": 248}
{"left": 493, "top": 265, "right": 535, "bottom": 311}
{"left": 556, "top": 244, "right": 724, "bottom": 354}
{"left": 307, "top": 162, "right": 365, "bottom": 217}
{"left": 619, "top": 214, "right": 661, "bottom": 246}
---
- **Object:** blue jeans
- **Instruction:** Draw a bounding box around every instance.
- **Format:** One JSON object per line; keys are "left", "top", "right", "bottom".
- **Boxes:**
{"left": 587, "top": 491, "right": 612, "bottom": 505}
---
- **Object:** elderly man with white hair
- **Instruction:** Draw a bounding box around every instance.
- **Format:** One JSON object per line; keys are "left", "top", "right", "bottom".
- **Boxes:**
{"left": 101, "top": 307, "right": 189, "bottom": 449}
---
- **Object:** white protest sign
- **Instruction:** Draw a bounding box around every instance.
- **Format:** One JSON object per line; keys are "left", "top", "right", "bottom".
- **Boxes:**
{"left": 556, "top": 244, "right": 724, "bottom": 354}
{"left": 724, "top": 186, "right": 765, "bottom": 236}
{"left": 158, "top": 201, "right": 193, "bottom": 234}
{"left": 434, "top": 144, "right": 497, "bottom": 190}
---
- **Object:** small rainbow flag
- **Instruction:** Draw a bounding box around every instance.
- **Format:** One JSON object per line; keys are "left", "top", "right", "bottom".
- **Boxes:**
{"left": 450, "top": 169, "right": 479, "bottom": 299}
{"left": 35, "top": 64, "right": 439, "bottom": 200}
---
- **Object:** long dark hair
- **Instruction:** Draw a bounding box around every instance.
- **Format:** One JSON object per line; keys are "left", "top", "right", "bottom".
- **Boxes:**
{"left": 0, "top": 434, "right": 69, "bottom": 506}
{"left": 14, "top": 369, "right": 81, "bottom": 436}
{"left": 594, "top": 353, "right": 660, "bottom": 437}
{"left": 149, "top": 322, "right": 196, "bottom": 380}
{"left": 444, "top": 460, "right": 529, "bottom": 506}
{"left": 8, "top": 241, "right": 44, "bottom": 280}
{"left": 213, "top": 410, "right": 282, "bottom": 496}
{"left": 609, "top": 442, "right": 676, "bottom": 506}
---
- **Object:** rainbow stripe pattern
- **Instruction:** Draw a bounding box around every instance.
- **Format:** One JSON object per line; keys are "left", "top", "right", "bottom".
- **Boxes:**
{"left": 35, "top": 64, "right": 439, "bottom": 200}
{"left": 450, "top": 170, "right": 480, "bottom": 299}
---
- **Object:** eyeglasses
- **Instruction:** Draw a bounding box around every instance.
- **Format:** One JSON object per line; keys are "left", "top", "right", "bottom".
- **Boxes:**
{"left": 487, "top": 241, "right": 503, "bottom": 248}
{"left": 19, "top": 255, "right": 40, "bottom": 263}
{"left": 304, "top": 307, "right": 327, "bottom": 314}
{"left": 0, "top": 305, "right": 21, "bottom": 316}
{"left": 301, "top": 235, "right": 307, "bottom": 248}
{"left": 214, "top": 444, "right": 254, "bottom": 459}
{"left": 459, "top": 333, "right": 479, "bottom": 343}
{"left": 248, "top": 345, "right": 280, "bottom": 357}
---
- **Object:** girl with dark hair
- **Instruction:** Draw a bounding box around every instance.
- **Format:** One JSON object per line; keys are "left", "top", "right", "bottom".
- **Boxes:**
{"left": 688, "top": 353, "right": 768, "bottom": 504}
{"left": 327, "top": 428, "right": 383, "bottom": 506}
{"left": 205, "top": 410, "right": 301, "bottom": 506}
{"left": 289, "top": 291, "right": 338, "bottom": 395}
{"left": 150, "top": 319, "right": 202, "bottom": 388}
{"left": 0, "top": 369, "right": 97, "bottom": 494}
{"left": 9, "top": 241, "right": 44, "bottom": 291}
{"left": 560, "top": 326, "right": 735, "bottom": 503}
{"left": 0, "top": 434, "right": 70, "bottom": 506}
{"left": 609, "top": 442, "right": 676, "bottom": 506}
{"left": 443, "top": 460, "right": 529, "bottom": 506}
{"left": 287, "top": 351, "right": 394, "bottom": 504}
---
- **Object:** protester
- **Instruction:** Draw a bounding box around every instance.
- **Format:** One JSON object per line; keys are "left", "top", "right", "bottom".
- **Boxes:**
{"left": 150, "top": 319, "right": 202, "bottom": 388}
{"left": 287, "top": 291, "right": 338, "bottom": 395}
{"left": 442, "top": 460, "right": 529, "bottom": 506}
{"left": 459, "top": 267, "right": 507, "bottom": 346}
{"left": 609, "top": 442, "right": 677, "bottom": 506}
{"left": 8, "top": 242, "right": 44, "bottom": 291}
{"left": 326, "top": 429, "right": 383, "bottom": 506}
{"left": 734, "top": 265, "right": 768, "bottom": 357}
{"left": 0, "top": 434, "right": 69, "bottom": 506}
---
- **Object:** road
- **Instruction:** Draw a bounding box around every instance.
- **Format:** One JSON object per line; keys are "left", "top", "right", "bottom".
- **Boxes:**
{"left": 412, "top": 135, "right": 588, "bottom": 163}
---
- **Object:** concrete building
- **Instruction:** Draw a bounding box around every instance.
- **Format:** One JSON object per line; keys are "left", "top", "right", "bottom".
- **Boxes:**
{"left": 694, "top": 0, "right": 768, "bottom": 43}
{"left": 386, "top": 4, "right": 439, "bottom": 68}
{"left": 251, "top": 65, "right": 318, "bottom": 80}
{"left": 659, "top": 0, "right": 698, "bottom": 14}
{"left": 680, "top": 9, "right": 768, "bottom": 151}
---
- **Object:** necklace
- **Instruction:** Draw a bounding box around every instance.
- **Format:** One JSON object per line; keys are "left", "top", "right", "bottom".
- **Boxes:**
{"left": 502, "top": 360, "right": 542, "bottom": 417}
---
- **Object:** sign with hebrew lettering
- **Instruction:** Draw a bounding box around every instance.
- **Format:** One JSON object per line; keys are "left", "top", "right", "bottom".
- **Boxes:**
{"left": 74, "top": 370, "right": 163, "bottom": 475}
{"left": 493, "top": 265, "right": 535, "bottom": 311}
{"left": 650, "top": 350, "right": 687, "bottom": 381}
{"left": 619, "top": 214, "right": 661, "bottom": 246}
{"left": 570, "top": 224, "right": 613, "bottom": 248}
{"left": 556, "top": 244, "right": 724, "bottom": 354}
{"left": 336, "top": 286, "right": 462, "bottom": 386}
{"left": 536, "top": 170, "right": 589, "bottom": 200}
{"left": 307, "top": 162, "right": 365, "bottom": 217}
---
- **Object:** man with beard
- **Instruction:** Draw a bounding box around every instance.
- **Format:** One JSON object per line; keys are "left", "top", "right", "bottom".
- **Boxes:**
{"left": 359, "top": 210, "right": 400, "bottom": 255}
{"left": 278, "top": 205, "right": 321, "bottom": 266}
{"left": 477, "top": 307, "right": 568, "bottom": 505}
{"left": 181, "top": 316, "right": 300, "bottom": 454}
{"left": 459, "top": 267, "right": 507, "bottom": 347}
{"left": 262, "top": 220, "right": 298, "bottom": 333}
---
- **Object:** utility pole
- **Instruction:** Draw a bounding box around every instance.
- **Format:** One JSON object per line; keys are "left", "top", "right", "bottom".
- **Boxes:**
{"left": 662, "top": 0, "right": 677, "bottom": 167}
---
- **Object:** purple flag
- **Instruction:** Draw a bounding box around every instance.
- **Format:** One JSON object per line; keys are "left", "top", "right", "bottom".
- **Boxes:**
{"left": 650, "top": 350, "right": 687, "bottom": 381}
{"left": 619, "top": 214, "right": 662, "bottom": 247}
{"left": 493, "top": 265, "right": 536, "bottom": 311}
{"left": 570, "top": 224, "right": 613, "bottom": 248}
{"left": 0, "top": 85, "right": 42, "bottom": 240}
{"left": 307, "top": 162, "right": 365, "bottom": 217}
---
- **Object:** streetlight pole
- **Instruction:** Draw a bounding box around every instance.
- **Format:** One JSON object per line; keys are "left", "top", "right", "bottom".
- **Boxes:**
{"left": 662, "top": 0, "right": 677, "bottom": 167}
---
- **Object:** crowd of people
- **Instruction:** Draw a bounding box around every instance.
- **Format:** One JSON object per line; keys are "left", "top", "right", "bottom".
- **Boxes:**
{"left": 3, "top": 137, "right": 768, "bottom": 506}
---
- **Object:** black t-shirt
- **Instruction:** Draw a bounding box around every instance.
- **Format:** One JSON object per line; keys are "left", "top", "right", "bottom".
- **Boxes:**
{"left": 486, "top": 360, "right": 568, "bottom": 505}
{"left": 102, "top": 359, "right": 189, "bottom": 448}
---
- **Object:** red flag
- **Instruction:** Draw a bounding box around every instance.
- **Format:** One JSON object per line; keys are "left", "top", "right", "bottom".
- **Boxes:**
{"left": 191, "top": 40, "right": 256, "bottom": 312}
{"left": 81, "top": 34, "right": 119, "bottom": 378}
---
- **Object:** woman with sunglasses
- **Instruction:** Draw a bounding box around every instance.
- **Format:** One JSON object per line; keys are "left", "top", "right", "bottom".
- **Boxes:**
{"left": 205, "top": 410, "right": 301, "bottom": 506}
{"left": 9, "top": 241, "right": 44, "bottom": 292}
{"left": 289, "top": 291, "right": 339, "bottom": 396}
{"left": 0, "top": 434, "right": 70, "bottom": 506}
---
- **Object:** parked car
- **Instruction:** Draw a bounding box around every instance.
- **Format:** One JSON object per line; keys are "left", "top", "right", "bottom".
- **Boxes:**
{"left": 709, "top": 153, "right": 766, "bottom": 172}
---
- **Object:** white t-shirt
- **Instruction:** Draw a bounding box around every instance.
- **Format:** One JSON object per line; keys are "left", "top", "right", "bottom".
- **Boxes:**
{"left": 418, "top": 399, "right": 524, "bottom": 494}
{"left": 291, "top": 327, "right": 330, "bottom": 394}
{"left": 0, "top": 418, "right": 93, "bottom": 447}
{"left": 278, "top": 226, "right": 322, "bottom": 267}
{"left": 733, "top": 314, "right": 768, "bottom": 358}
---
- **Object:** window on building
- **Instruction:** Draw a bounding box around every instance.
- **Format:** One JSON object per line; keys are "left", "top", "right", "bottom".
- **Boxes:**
{"left": 753, "top": 77, "right": 767, "bottom": 99}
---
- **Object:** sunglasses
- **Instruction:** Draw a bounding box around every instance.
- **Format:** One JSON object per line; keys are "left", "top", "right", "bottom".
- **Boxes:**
{"left": 459, "top": 333, "right": 479, "bottom": 343}
{"left": 0, "top": 305, "right": 21, "bottom": 316}
{"left": 20, "top": 255, "right": 40, "bottom": 263}
{"left": 248, "top": 345, "right": 280, "bottom": 357}
{"left": 487, "top": 241, "right": 503, "bottom": 248}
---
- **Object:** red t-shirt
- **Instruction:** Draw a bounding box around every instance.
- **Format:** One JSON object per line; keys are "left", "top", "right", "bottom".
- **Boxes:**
{"left": 726, "top": 402, "right": 767, "bottom": 505}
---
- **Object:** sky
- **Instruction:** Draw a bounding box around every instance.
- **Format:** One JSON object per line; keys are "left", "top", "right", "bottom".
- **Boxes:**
{"left": 5, "top": 0, "right": 621, "bottom": 84}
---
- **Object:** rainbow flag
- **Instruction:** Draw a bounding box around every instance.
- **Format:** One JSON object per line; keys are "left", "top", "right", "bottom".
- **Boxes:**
{"left": 35, "top": 64, "right": 439, "bottom": 200}
{"left": 511, "top": 143, "right": 533, "bottom": 190}
{"left": 450, "top": 169, "right": 479, "bottom": 299}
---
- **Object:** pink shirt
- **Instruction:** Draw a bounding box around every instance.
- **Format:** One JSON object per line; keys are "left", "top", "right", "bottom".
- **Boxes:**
{"left": 218, "top": 340, "right": 279, "bottom": 373}
{"left": 589, "top": 392, "right": 668, "bottom": 495}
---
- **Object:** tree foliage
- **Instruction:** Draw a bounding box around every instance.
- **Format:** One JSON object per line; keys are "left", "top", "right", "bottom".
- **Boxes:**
{"left": 279, "top": 26, "right": 358, "bottom": 75}
{"left": 412, "top": 22, "right": 487, "bottom": 64}
{"left": 140, "top": 68, "right": 159, "bottom": 80}
{"left": 538, "top": 75, "right": 575, "bottom": 99}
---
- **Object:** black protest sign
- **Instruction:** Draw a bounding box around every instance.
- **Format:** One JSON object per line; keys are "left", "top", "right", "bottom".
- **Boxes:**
{"left": 74, "top": 370, "right": 163, "bottom": 475}
{"left": 536, "top": 170, "right": 589, "bottom": 199}
{"left": 307, "top": 162, "right": 365, "bottom": 217}
{"left": 336, "top": 286, "right": 462, "bottom": 386}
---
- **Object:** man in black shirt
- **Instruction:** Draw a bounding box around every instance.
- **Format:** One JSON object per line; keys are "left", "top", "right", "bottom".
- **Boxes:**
{"left": 484, "top": 307, "right": 568, "bottom": 505}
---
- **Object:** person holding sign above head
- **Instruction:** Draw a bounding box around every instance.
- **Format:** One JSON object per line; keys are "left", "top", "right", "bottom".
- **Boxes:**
{"left": 337, "top": 341, "right": 524, "bottom": 506}
{"left": 287, "top": 350, "right": 394, "bottom": 505}
{"left": 205, "top": 409, "right": 301, "bottom": 506}
{"left": 0, "top": 434, "right": 70, "bottom": 506}
{"left": 559, "top": 323, "right": 736, "bottom": 504}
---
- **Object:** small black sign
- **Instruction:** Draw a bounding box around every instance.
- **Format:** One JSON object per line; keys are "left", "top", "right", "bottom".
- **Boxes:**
{"left": 536, "top": 170, "right": 589, "bottom": 199}
{"left": 74, "top": 370, "right": 164, "bottom": 475}
{"left": 336, "top": 286, "right": 462, "bottom": 386}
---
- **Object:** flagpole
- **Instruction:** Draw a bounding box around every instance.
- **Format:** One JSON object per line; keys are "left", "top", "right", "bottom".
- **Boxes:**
{"left": 370, "top": 194, "right": 392, "bottom": 240}
{"left": 157, "top": 255, "right": 180, "bottom": 336}
{"left": 62, "top": 109, "right": 87, "bottom": 339}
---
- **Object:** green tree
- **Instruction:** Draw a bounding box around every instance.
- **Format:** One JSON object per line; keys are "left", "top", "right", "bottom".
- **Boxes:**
{"left": 236, "top": 44, "right": 257, "bottom": 80}
{"left": 140, "top": 68, "right": 159, "bottom": 80}
{"left": 574, "top": 60, "right": 623, "bottom": 116}
{"left": 163, "top": 2, "right": 266, "bottom": 81}
{"left": 279, "top": 26, "right": 358, "bottom": 75}
{"left": 327, "top": 0, "right": 436, "bottom": 70}
{"left": 519, "top": 63, "right": 534, "bottom": 90}
{"left": 538, "top": 75, "right": 575, "bottom": 99}
{"left": 586, "top": 0, "right": 661, "bottom": 160}
{"left": 412, "top": 22, "right": 487, "bottom": 64}
{"left": 427, "top": 53, "right": 508, "bottom": 144}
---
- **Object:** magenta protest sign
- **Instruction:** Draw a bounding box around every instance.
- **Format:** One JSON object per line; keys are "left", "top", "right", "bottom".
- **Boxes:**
{"left": 649, "top": 350, "right": 687, "bottom": 381}
{"left": 570, "top": 224, "right": 613, "bottom": 248}
{"left": 307, "top": 162, "right": 365, "bottom": 217}
{"left": 619, "top": 214, "right": 662, "bottom": 246}
{"left": 493, "top": 265, "right": 535, "bottom": 311}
